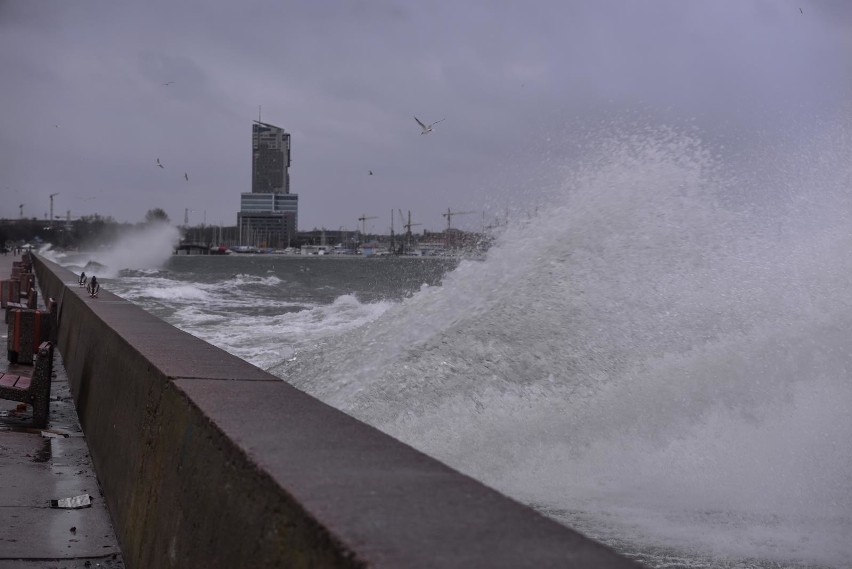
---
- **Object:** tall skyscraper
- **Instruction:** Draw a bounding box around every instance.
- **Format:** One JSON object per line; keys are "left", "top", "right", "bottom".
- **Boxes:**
{"left": 252, "top": 121, "right": 291, "bottom": 194}
{"left": 238, "top": 120, "right": 298, "bottom": 248}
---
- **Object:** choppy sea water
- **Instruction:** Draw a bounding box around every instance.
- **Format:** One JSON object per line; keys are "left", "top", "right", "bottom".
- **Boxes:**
{"left": 44, "top": 125, "right": 852, "bottom": 568}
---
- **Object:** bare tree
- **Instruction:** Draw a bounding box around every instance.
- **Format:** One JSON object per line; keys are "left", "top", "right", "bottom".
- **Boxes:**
{"left": 144, "top": 208, "right": 170, "bottom": 224}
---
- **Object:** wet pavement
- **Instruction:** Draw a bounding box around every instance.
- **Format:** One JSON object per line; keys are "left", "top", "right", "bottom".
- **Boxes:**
{"left": 0, "top": 253, "right": 124, "bottom": 568}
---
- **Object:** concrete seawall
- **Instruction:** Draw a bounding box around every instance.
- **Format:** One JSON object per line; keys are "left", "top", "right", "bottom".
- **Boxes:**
{"left": 32, "top": 254, "right": 638, "bottom": 568}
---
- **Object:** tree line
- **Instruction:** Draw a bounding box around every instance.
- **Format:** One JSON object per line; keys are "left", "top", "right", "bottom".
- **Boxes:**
{"left": 0, "top": 208, "right": 177, "bottom": 250}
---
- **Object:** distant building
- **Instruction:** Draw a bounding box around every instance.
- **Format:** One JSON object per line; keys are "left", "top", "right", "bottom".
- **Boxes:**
{"left": 237, "top": 193, "right": 298, "bottom": 248}
{"left": 238, "top": 120, "right": 298, "bottom": 248}
{"left": 252, "top": 121, "right": 291, "bottom": 194}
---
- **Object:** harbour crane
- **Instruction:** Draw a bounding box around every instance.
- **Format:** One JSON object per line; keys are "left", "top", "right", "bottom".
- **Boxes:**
{"left": 398, "top": 209, "right": 422, "bottom": 234}
{"left": 442, "top": 208, "right": 477, "bottom": 231}
{"left": 358, "top": 214, "right": 378, "bottom": 236}
{"left": 398, "top": 209, "right": 422, "bottom": 253}
{"left": 49, "top": 193, "right": 60, "bottom": 229}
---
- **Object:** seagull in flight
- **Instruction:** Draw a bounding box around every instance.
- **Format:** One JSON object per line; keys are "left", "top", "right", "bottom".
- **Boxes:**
{"left": 162, "top": 81, "right": 175, "bottom": 86}
{"left": 156, "top": 158, "right": 164, "bottom": 169}
{"left": 414, "top": 116, "right": 445, "bottom": 135}
{"left": 184, "top": 172, "right": 189, "bottom": 181}
{"left": 369, "top": 170, "right": 373, "bottom": 176}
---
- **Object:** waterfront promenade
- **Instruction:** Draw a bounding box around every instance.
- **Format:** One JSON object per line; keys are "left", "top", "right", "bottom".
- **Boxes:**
{"left": 0, "top": 252, "right": 124, "bottom": 568}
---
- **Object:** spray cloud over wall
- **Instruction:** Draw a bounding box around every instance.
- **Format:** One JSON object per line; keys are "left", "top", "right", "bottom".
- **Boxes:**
{"left": 286, "top": 122, "right": 852, "bottom": 566}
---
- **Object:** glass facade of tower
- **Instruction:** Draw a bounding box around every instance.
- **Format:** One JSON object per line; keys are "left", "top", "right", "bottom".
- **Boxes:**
{"left": 239, "top": 120, "right": 297, "bottom": 248}
{"left": 237, "top": 193, "right": 299, "bottom": 248}
{"left": 252, "top": 121, "right": 291, "bottom": 194}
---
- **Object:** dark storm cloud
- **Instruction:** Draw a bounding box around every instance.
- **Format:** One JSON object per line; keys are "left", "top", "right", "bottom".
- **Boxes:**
{"left": 1, "top": 0, "right": 849, "bottom": 231}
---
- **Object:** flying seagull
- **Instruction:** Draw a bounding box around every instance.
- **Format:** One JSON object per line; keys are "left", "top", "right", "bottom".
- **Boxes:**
{"left": 369, "top": 170, "right": 373, "bottom": 176}
{"left": 162, "top": 81, "right": 174, "bottom": 86}
{"left": 414, "top": 116, "right": 445, "bottom": 135}
{"left": 800, "top": 7, "right": 803, "bottom": 14}
{"left": 184, "top": 172, "right": 189, "bottom": 181}
{"left": 156, "top": 158, "right": 164, "bottom": 169}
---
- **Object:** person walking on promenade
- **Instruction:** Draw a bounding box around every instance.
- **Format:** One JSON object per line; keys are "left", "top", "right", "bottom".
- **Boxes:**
{"left": 87, "top": 275, "right": 99, "bottom": 298}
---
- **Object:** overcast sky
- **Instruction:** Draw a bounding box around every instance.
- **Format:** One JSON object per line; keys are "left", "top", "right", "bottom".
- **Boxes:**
{"left": 1, "top": 1, "right": 849, "bottom": 233}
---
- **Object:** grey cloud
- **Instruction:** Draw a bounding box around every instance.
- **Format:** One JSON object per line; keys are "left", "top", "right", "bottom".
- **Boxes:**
{"left": 1, "top": 0, "right": 849, "bottom": 231}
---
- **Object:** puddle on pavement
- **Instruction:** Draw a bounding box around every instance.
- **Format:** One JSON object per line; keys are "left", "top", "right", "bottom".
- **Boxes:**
{"left": 32, "top": 437, "right": 52, "bottom": 462}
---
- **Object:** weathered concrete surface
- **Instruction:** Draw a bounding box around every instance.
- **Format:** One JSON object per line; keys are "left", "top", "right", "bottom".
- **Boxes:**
{"left": 0, "top": 251, "right": 124, "bottom": 568}
{"left": 0, "top": 433, "right": 118, "bottom": 559}
{"left": 32, "top": 254, "right": 641, "bottom": 568}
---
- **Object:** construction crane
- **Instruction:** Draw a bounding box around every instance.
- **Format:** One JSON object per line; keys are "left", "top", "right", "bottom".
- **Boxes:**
{"left": 442, "top": 208, "right": 477, "bottom": 231}
{"left": 358, "top": 214, "right": 378, "bottom": 236}
{"left": 398, "top": 209, "right": 422, "bottom": 234}
{"left": 397, "top": 210, "right": 422, "bottom": 254}
{"left": 49, "top": 193, "right": 60, "bottom": 229}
